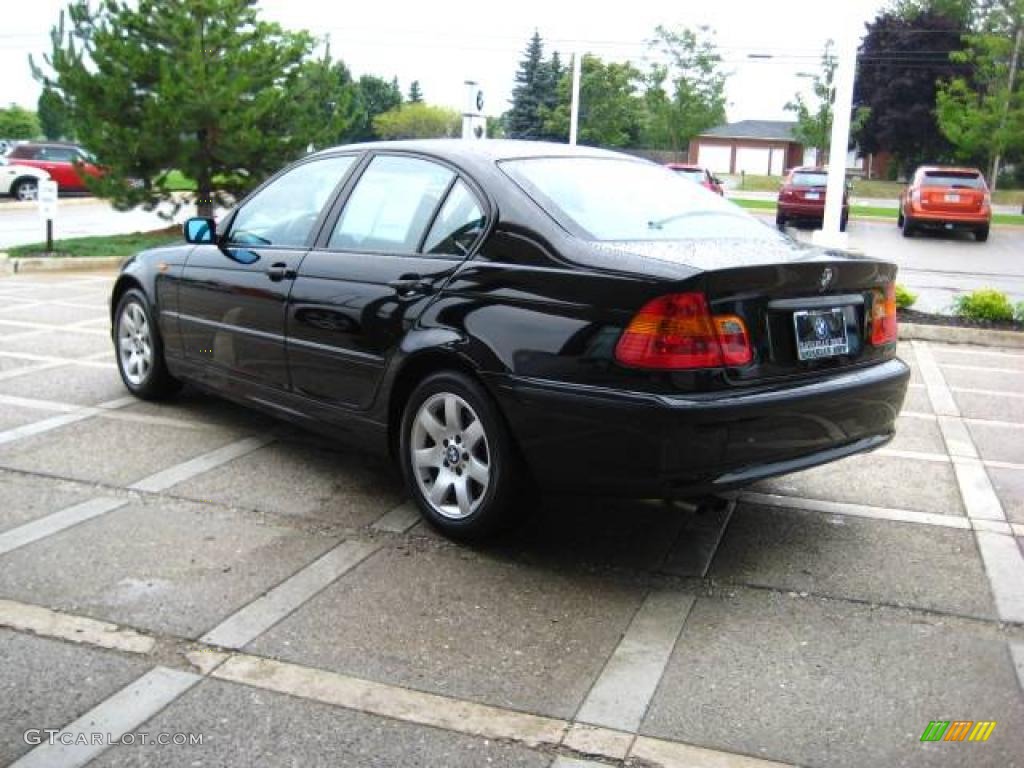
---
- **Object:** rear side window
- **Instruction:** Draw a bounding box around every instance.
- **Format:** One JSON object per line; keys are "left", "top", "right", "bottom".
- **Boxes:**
{"left": 921, "top": 171, "right": 984, "bottom": 189}
{"left": 8, "top": 146, "right": 34, "bottom": 159}
{"left": 330, "top": 156, "right": 454, "bottom": 253}
{"left": 422, "top": 180, "right": 485, "bottom": 256}
{"left": 790, "top": 172, "right": 828, "bottom": 187}
{"left": 39, "top": 147, "right": 78, "bottom": 162}
{"left": 672, "top": 168, "right": 706, "bottom": 183}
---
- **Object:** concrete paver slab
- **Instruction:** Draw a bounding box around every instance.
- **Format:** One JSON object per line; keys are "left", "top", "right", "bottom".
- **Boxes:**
{"left": 710, "top": 502, "right": 996, "bottom": 619}
{"left": 0, "top": 363, "right": 123, "bottom": 406}
{"left": 642, "top": 590, "right": 1024, "bottom": 768}
{"left": 0, "top": 496, "right": 339, "bottom": 638}
{"left": 0, "top": 468, "right": 101, "bottom": 534}
{"left": 989, "top": 467, "right": 1024, "bottom": 524}
{"left": 954, "top": 390, "right": 1024, "bottom": 424}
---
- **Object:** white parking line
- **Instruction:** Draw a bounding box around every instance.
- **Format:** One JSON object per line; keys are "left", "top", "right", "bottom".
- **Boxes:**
{"left": 630, "top": 736, "right": 795, "bottom": 768}
{"left": 550, "top": 758, "right": 610, "bottom": 768}
{"left": 200, "top": 538, "right": 379, "bottom": 649}
{"left": 0, "top": 351, "right": 111, "bottom": 369}
{"left": 951, "top": 457, "right": 1006, "bottom": 521}
{"left": 128, "top": 435, "right": 274, "bottom": 493}
{"left": 213, "top": 653, "right": 568, "bottom": 747}
{"left": 740, "top": 491, "right": 971, "bottom": 531}
{"left": 1011, "top": 643, "right": 1024, "bottom": 696}
{"left": 371, "top": 500, "right": 422, "bottom": 533}
{"left": 952, "top": 386, "right": 1024, "bottom": 399}
{"left": 10, "top": 667, "right": 202, "bottom": 768}
{"left": 974, "top": 533, "right": 1024, "bottom": 623}
{"left": 0, "top": 598, "right": 154, "bottom": 654}
{"left": 912, "top": 341, "right": 958, "bottom": 416}
{"left": 941, "top": 363, "right": 1023, "bottom": 375}
{"left": 575, "top": 590, "right": 694, "bottom": 733}
{"left": 561, "top": 724, "right": 633, "bottom": 762}
{"left": 0, "top": 497, "right": 127, "bottom": 557}
{"left": 877, "top": 447, "right": 950, "bottom": 463}
{"left": 0, "top": 410, "right": 102, "bottom": 447}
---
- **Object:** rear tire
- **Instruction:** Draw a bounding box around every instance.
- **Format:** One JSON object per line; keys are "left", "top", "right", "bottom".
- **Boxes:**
{"left": 399, "top": 371, "right": 525, "bottom": 541}
{"left": 113, "top": 288, "right": 180, "bottom": 400}
{"left": 839, "top": 213, "right": 848, "bottom": 232}
{"left": 776, "top": 213, "right": 786, "bottom": 231}
{"left": 897, "top": 209, "right": 905, "bottom": 227}
{"left": 975, "top": 226, "right": 989, "bottom": 242}
{"left": 901, "top": 215, "right": 915, "bottom": 238}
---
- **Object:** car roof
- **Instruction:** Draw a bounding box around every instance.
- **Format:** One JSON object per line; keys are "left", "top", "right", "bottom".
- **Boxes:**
{"left": 311, "top": 139, "right": 639, "bottom": 164}
{"left": 790, "top": 166, "right": 828, "bottom": 173}
{"left": 665, "top": 163, "right": 703, "bottom": 170}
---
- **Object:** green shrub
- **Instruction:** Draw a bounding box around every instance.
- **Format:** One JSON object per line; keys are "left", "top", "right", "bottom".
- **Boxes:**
{"left": 953, "top": 289, "right": 1014, "bottom": 322}
{"left": 1015, "top": 301, "right": 1024, "bottom": 325}
{"left": 895, "top": 284, "right": 917, "bottom": 310}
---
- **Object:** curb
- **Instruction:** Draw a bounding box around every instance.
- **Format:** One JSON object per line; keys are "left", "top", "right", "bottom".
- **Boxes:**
{"left": 899, "top": 321, "right": 1024, "bottom": 349}
{"left": 0, "top": 253, "right": 123, "bottom": 275}
{"left": 0, "top": 196, "right": 102, "bottom": 210}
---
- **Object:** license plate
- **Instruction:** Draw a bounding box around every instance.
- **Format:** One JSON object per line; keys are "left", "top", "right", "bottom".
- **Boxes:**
{"left": 805, "top": 192, "right": 820, "bottom": 200}
{"left": 793, "top": 308, "right": 849, "bottom": 361}
{"left": 945, "top": 193, "right": 960, "bottom": 202}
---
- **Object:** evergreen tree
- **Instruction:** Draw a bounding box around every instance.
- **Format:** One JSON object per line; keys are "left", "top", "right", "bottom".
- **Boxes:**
{"left": 34, "top": 0, "right": 335, "bottom": 217}
{"left": 407, "top": 80, "right": 423, "bottom": 103}
{"left": 37, "top": 87, "right": 72, "bottom": 140}
{"left": 351, "top": 75, "right": 404, "bottom": 141}
{"left": 506, "top": 31, "right": 548, "bottom": 138}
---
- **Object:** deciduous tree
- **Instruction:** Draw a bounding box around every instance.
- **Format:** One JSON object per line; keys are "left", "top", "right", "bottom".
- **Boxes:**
{"left": 0, "top": 104, "right": 40, "bottom": 139}
{"left": 541, "top": 55, "right": 645, "bottom": 147}
{"left": 786, "top": 41, "right": 837, "bottom": 163}
{"left": 372, "top": 102, "right": 460, "bottom": 139}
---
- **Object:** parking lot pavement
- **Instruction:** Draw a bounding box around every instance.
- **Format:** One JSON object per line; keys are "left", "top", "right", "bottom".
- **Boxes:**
{"left": 1, "top": 270, "right": 1023, "bottom": 768}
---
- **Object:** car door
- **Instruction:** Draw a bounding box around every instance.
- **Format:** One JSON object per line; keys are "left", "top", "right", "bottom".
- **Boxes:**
{"left": 34, "top": 146, "right": 79, "bottom": 189}
{"left": 287, "top": 153, "right": 488, "bottom": 410}
{"left": 176, "top": 153, "right": 357, "bottom": 392}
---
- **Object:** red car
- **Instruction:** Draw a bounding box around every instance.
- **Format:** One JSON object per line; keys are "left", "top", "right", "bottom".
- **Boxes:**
{"left": 899, "top": 166, "right": 991, "bottom": 242}
{"left": 5, "top": 142, "right": 102, "bottom": 193}
{"left": 776, "top": 167, "right": 849, "bottom": 231}
{"left": 666, "top": 163, "right": 724, "bottom": 195}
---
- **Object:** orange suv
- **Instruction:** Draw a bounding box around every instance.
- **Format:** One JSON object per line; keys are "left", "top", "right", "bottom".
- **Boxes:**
{"left": 776, "top": 167, "right": 849, "bottom": 231}
{"left": 899, "top": 166, "right": 991, "bottom": 242}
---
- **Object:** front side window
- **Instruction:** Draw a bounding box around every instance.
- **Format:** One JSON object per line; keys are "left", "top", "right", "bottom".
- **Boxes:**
{"left": 502, "top": 157, "right": 771, "bottom": 242}
{"left": 228, "top": 155, "right": 355, "bottom": 248}
{"left": 41, "top": 147, "right": 77, "bottom": 162}
{"left": 329, "top": 155, "right": 454, "bottom": 253}
{"left": 422, "top": 180, "right": 485, "bottom": 256}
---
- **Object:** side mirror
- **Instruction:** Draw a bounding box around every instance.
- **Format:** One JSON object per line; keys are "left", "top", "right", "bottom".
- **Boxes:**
{"left": 184, "top": 217, "right": 216, "bottom": 244}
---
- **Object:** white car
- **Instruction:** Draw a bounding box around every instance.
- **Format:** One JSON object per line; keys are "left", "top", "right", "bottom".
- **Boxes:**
{"left": 0, "top": 156, "right": 51, "bottom": 201}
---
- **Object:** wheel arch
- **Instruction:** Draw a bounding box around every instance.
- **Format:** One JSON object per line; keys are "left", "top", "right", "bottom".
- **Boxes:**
{"left": 109, "top": 274, "right": 147, "bottom": 326}
{"left": 10, "top": 176, "right": 40, "bottom": 196}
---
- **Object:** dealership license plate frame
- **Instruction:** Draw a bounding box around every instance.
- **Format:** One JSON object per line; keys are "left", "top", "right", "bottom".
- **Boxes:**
{"left": 945, "top": 193, "right": 960, "bottom": 203}
{"left": 793, "top": 307, "right": 849, "bottom": 361}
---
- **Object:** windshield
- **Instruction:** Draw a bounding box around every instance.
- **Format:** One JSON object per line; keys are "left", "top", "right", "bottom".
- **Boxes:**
{"left": 501, "top": 157, "right": 771, "bottom": 242}
{"left": 922, "top": 171, "right": 984, "bottom": 189}
{"left": 672, "top": 168, "right": 706, "bottom": 182}
{"left": 790, "top": 172, "right": 828, "bottom": 187}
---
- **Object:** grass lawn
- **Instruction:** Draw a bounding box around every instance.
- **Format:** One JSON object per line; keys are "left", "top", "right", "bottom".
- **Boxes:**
{"left": 6, "top": 227, "right": 181, "bottom": 259}
{"left": 725, "top": 174, "right": 1024, "bottom": 206}
{"left": 732, "top": 197, "right": 1024, "bottom": 225}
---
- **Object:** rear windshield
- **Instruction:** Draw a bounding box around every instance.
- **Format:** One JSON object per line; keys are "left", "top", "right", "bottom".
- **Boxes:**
{"left": 790, "top": 172, "right": 828, "bottom": 187}
{"left": 501, "top": 157, "right": 771, "bottom": 242}
{"left": 922, "top": 171, "right": 984, "bottom": 189}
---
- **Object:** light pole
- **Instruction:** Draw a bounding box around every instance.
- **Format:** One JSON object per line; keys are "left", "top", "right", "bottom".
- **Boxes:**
{"left": 569, "top": 47, "right": 582, "bottom": 146}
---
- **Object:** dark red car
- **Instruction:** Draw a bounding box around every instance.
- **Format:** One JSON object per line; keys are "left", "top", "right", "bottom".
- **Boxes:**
{"left": 776, "top": 167, "right": 849, "bottom": 231}
{"left": 5, "top": 142, "right": 102, "bottom": 193}
{"left": 666, "top": 163, "right": 724, "bottom": 195}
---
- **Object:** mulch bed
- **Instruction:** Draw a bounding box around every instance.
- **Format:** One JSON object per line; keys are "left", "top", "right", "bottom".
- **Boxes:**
{"left": 899, "top": 308, "right": 1022, "bottom": 332}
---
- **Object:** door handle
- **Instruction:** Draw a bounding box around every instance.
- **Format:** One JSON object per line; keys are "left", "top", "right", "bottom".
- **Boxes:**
{"left": 387, "top": 273, "right": 432, "bottom": 296}
{"left": 265, "top": 262, "right": 295, "bottom": 282}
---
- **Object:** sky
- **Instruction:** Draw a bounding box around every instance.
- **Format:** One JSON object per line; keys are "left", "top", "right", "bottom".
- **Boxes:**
{"left": 0, "top": 0, "right": 886, "bottom": 123}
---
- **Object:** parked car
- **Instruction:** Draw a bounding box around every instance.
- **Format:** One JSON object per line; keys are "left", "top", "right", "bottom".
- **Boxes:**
{"left": 899, "top": 166, "right": 991, "bottom": 242}
{"left": 0, "top": 155, "right": 51, "bottom": 201}
{"left": 776, "top": 167, "right": 849, "bottom": 231}
{"left": 666, "top": 163, "right": 724, "bottom": 195}
{"left": 5, "top": 142, "right": 102, "bottom": 193}
{"left": 109, "top": 141, "right": 908, "bottom": 539}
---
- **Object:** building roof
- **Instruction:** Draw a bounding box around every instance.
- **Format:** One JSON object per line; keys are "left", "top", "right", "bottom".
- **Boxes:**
{"left": 699, "top": 120, "right": 798, "bottom": 142}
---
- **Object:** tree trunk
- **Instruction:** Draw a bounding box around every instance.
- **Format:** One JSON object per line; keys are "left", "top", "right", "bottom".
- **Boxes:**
{"left": 196, "top": 128, "right": 214, "bottom": 219}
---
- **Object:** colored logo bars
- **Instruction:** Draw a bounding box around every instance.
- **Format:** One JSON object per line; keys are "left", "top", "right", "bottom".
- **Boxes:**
{"left": 920, "top": 721, "right": 997, "bottom": 742}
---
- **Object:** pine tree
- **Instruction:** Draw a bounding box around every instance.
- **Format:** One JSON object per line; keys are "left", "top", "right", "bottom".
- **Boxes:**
{"left": 37, "top": 87, "right": 71, "bottom": 140}
{"left": 506, "top": 31, "right": 547, "bottom": 138}
{"left": 407, "top": 80, "right": 423, "bottom": 103}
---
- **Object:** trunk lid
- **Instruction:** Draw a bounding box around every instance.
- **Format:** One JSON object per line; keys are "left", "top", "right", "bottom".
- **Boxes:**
{"left": 919, "top": 171, "right": 987, "bottom": 214}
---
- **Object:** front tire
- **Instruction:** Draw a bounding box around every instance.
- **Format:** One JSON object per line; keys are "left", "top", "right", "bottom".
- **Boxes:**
{"left": 13, "top": 179, "right": 38, "bottom": 202}
{"left": 399, "top": 372, "right": 522, "bottom": 540}
{"left": 114, "top": 288, "right": 180, "bottom": 400}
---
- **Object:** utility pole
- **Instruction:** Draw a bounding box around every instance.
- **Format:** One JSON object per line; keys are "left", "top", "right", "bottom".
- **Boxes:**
{"left": 990, "top": 25, "right": 1022, "bottom": 192}
{"left": 569, "top": 47, "right": 582, "bottom": 146}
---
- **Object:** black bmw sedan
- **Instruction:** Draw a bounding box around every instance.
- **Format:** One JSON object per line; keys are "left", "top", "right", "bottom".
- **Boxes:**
{"left": 109, "top": 140, "right": 909, "bottom": 539}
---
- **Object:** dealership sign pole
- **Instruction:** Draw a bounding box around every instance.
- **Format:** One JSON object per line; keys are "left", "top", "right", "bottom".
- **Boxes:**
{"left": 812, "top": 20, "right": 857, "bottom": 251}
{"left": 38, "top": 180, "right": 58, "bottom": 253}
{"left": 569, "top": 47, "right": 582, "bottom": 146}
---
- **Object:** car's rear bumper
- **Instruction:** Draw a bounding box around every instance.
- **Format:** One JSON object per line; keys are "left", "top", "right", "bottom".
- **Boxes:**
{"left": 907, "top": 206, "right": 990, "bottom": 227}
{"left": 488, "top": 358, "right": 910, "bottom": 498}
{"left": 778, "top": 202, "right": 848, "bottom": 220}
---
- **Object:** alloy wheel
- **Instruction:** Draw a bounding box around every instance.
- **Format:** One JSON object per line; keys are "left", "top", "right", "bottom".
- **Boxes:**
{"left": 410, "top": 392, "right": 491, "bottom": 520}
{"left": 118, "top": 301, "right": 153, "bottom": 386}
{"left": 16, "top": 182, "right": 38, "bottom": 202}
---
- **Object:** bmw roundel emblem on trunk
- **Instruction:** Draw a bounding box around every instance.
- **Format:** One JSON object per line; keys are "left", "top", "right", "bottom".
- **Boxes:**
{"left": 814, "top": 315, "right": 830, "bottom": 340}
{"left": 819, "top": 267, "right": 834, "bottom": 292}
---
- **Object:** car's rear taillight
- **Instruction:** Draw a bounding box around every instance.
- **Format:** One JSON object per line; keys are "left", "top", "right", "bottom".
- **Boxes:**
{"left": 779, "top": 186, "right": 794, "bottom": 200}
{"left": 615, "top": 292, "right": 752, "bottom": 369}
{"left": 983, "top": 191, "right": 992, "bottom": 207}
{"left": 910, "top": 187, "right": 921, "bottom": 205}
{"left": 870, "top": 284, "right": 898, "bottom": 346}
